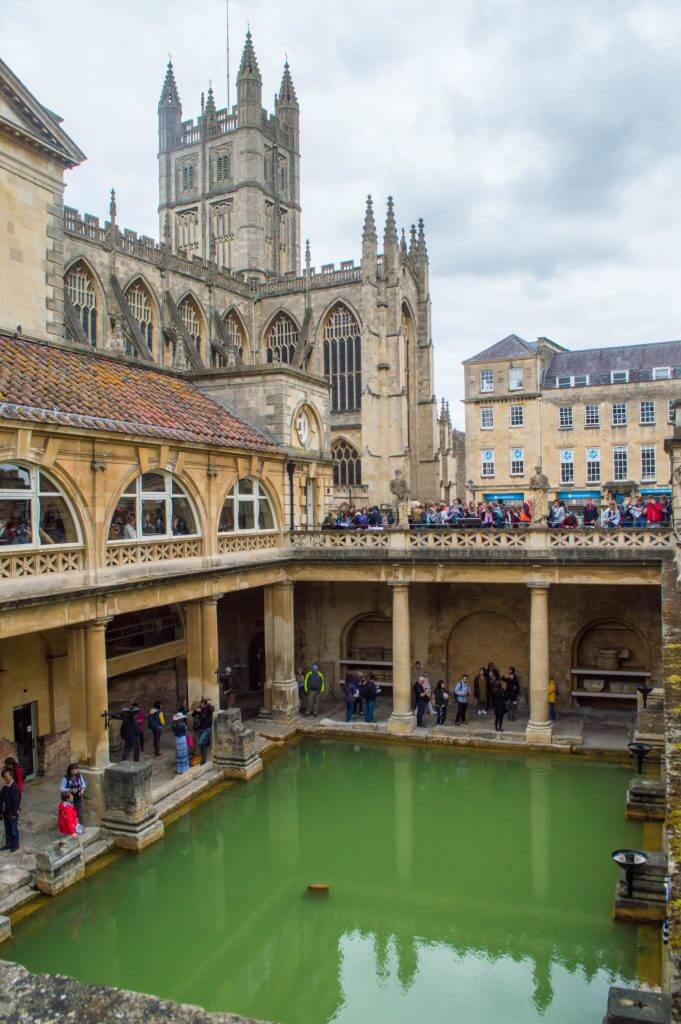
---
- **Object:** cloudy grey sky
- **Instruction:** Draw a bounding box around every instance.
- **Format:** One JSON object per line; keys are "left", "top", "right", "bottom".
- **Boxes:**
{"left": 5, "top": 0, "right": 681, "bottom": 426}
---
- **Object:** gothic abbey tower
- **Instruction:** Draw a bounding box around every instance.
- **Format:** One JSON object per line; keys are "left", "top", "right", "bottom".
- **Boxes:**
{"left": 158, "top": 32, "right": 301, "bottom": 280}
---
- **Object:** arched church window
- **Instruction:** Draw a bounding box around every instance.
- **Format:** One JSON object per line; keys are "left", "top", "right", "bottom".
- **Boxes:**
{"left": 178, "top": 296, "right": 202, "bottom": 356}
{"left": 125, "top": 281, "right": 154, "bottom": 356}
{"left": 65, "top": 262, "right": 97, "bottom": 347}
{"left": 323, "top": 304, "right": 362, "bottom": 412}
{"left": 332, "top": 440, "right": 361, "bottom": 487}
{"left": 108, "top": 473, "right": 198, "bottom": 542}
{"left": 0, "top": 463, "right": 81, "bottom": 549}
{"left": 266, "top": 313, "right": 298, "bottom": 365}
{"left": 219, "top": 478, "right": 276, "bottom": 533}
{"left": 213, "top": 310, "right": 246, "bottom": 368}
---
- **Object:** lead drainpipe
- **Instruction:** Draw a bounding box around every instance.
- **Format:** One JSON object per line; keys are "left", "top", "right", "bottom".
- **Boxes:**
{"left": 287, "top": 461, "right": 296, "bottom": 532}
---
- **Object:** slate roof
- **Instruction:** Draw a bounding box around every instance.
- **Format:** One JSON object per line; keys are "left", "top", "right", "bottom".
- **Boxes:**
{"left": 0, "top": 334, "right": 281, "bottom": 453}
{"left": 464, "top": 334, "right": 537, "bottom": 364}
{"left": 544, "top": 338, "right": 681, "bottom": 388}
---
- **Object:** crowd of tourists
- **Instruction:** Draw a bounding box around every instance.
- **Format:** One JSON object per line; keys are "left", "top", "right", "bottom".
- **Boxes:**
{"left": 410, "top": 663, "right": 523, "bottom": 731}
{"left": 320, "top": 494, "right": 671, "bottom": 531}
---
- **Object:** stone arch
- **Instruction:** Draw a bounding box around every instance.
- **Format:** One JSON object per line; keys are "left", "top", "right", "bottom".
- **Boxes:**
{"left": 215, "top": 306, "right": 250, "bottom": 367}
{"left": 342, "top": 611, "right": 392, "bottom": 663}
{"left": 321, "top": 301, "right": 363, "bottom": 412}
{"left": 446, "top": 610, "right": 527, "bottom": 684}
{"left": 123, "top": 275, "right": 160, "bottom": 360}
{"left": 331, "top": 436, "right": 362, "bottom": 487}
{"left": 262, "top": 309, "right": 300, "bottom": 366}
{"left": 104, "top": 467, "right": 207, "bottom": 557}
{"left": 64, "top": 256, "right": 106, "bottom": 348}
{"left": 176, "top": 291, "right": 208, "bottom": 360}
{"left": 572, "top": 618, "right": 649, "bottom": 674}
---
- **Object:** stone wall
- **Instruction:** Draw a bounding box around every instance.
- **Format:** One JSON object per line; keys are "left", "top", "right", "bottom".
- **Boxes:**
{"left": 37, "top": 728, "right": 70, "bottom": 776}
{"left": 0, "top": 960, "right": 273, "bottom": 1024}
{"left": 662, "top": 558, "right": 681, "bottom": 1022}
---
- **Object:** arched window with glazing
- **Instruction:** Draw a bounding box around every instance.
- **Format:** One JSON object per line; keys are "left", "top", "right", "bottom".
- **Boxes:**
{"left": 219, "top": 478, "right": 276, "bottom": 533}
{"left": 213, "top": 309, "right": 246, "bottom": 368}
{"left": 125, "top": 281, "right": 154, "bottom": 356}
{"left": 108, "top": 473, "right": 199, "bottom": 542}
{"left": 323, "top": 304, "right": 362, "bottom": 412}
{"left": 332, "top": 440, "right": 361, "bottom": 487}
{"left": 65, "top": 262, "right": 98, "bottom": 347}
{"left": 266, "top": 312, "right": 298, "bottom": 365}
{"left": 178, "top": 296, "right": 203, "bottom": 357}
{"left": 0, "top": 463, "right": 81, "bottom": 548}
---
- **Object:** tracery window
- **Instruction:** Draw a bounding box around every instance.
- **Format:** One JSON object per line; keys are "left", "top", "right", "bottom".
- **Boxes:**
{"left": 176, "top": 209, "right": 199, "bottom": 257}
{"left": 108, "top": 473, "right": 198, "bottom": 542}
{"left": 213, "top": 310, "right": 246, "bottom": 368}
{"left": 178, "top": 296, "right": 203, "bottom": 356}
{"left": 125, "top": 281, "right": 154, "bottom": 355}
{"left": 65, "top": 262, "right": 97, "bottom": 347}
{"left": 219, "top": 478, "right": 276, "bottom": 533}
{"left": 266, "top": 312, "right": 298, "bottom": 365}
{"left": 323, "top": 304, "right": 362, "bottom": 412}
{"left": 211, "top": 201, "right": 233, "bottom": 269}
{"left": 332, "top": 440, "right": 361, "bottom": 487}
{"left": 0, "top": 464, "right": 80, "bottom": 549}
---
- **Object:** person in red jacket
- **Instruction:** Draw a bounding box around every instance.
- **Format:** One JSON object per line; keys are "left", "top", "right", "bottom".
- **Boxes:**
{"left": 58, "top": 792, "right": 81, "bottom": 836}
{"left": 645, "top": 497, "right": 663, "bottom": 527}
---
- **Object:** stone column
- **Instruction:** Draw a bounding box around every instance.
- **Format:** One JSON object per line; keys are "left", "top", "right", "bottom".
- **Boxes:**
{"left": 526, "top": 584, "right": 553, "bottom": 744}
{"left": 185, "top": 600, "right": 203, "bottom": 709}
{"left": 200, "top": 597, "right": 220, "bottom": 708}
{"left": 66, "top": 625, "right": 88, "bottom": 763}
{"left": 263, "top": 581, "right": 298, "bottom": 720}
{"left": 387, "top": 581, "right": 414, "bottom": 735}
{"left": 84, "top": 619, "right": 110, "bottom": 767}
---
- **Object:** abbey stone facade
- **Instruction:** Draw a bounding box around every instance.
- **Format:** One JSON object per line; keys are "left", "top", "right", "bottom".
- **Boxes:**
{"left": 55, "top": 34, "right": 460, "bottom": 514}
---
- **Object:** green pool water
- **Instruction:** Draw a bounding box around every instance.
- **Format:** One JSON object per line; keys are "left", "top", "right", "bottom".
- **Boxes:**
{"left": 6, "top": 740, "right": 641, "bottom": 1024}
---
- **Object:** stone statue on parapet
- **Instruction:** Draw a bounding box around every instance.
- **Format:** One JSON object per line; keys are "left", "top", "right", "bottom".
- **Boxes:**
{"left": 389, "top": 469, "right": 411, "bottom": 526}
{"left": 529, "top": 463, "right": 550, "bottom": 526}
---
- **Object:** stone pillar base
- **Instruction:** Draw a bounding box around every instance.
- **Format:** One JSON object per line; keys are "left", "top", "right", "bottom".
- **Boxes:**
{"left": 35, "top": 836, "right": 85, "bottom": 895}
{"left": 101, "top": 762, "right": 164, "bottom": 853}
{"left": 387, "top": 711, "right": 415, "bottom": 736}
{"left": 101, "top": 817, "right": 165, "bottom": 853}
{"left": 213, "top": 709, "right": 264, "bottom": 780}
{"left": 263, "top": 680, "right": 299, "bottom": 721}
{"left": 525, "top": 721, "right": 553, "bottom": 744}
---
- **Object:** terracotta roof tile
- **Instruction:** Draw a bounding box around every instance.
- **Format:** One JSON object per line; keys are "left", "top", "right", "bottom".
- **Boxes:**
{"left": 0, "top": 335, "right": 281, "bottom": 453}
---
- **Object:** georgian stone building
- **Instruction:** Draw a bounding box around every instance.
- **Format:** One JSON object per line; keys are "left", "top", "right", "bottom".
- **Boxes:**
{"left": 464, "top": 333, "right": 680, "bottom": 508}
{"left": 47, "top": 34, "right": 458, "bottom": 509}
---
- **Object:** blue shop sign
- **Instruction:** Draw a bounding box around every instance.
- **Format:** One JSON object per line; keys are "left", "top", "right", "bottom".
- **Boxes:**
{"left": 482, "top": 492, "right": 524, "bottom": 501}
{"left": 640, "top": 487, "right": 672, "bottom": 495}
{"left": 557, "top": 490, "right": 600, "bottom": 500}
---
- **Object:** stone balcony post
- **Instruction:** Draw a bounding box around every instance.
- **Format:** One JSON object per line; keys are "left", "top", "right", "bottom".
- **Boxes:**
{"left": 263, "top": 580, "right": 298, "bottom": 720}
{"left": 526, "top": 583, "right": 553, "bottom": 744}
{"left": 387, "top": 581, "right": 414, "bottom": 735}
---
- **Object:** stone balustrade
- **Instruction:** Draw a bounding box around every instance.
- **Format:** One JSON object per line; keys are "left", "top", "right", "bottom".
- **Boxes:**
{"left": 0, "top": 546, "right": 84, "bottom": 578}
{"left": 105, "top": 538, "right": 202, "bottom": 567}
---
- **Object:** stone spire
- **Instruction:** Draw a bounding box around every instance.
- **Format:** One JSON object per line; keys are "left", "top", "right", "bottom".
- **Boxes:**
{"left": 383, "top": 196, "right": 398, "bottom": 249}
{"left": 278, "top": 60, "right": 298, "bottom": 107}
{"left": 238, "top": 29, "right": 261, "bottom": 82}
{"left": 417, "top": 218, "right": 429, "bottom": 262}
{"left": 205, "top": 83, "right": 217, "bottom": 118}
{"left": 362, "top": 195, "right": 377, "bottom": 244}
{"left": 305, "top": 238, "right": 311, "bottom": 273}
{"left": 400, "top": 227, "right": 408, "bottom": 258}
{"left": 409, "top": 224, "right": 418, "bottom": 258}
{"left": 109, "top": 188, "right": 117, "bottom": 225}
{"left": 159, "top": 59, "right": 181, "bottom": 112}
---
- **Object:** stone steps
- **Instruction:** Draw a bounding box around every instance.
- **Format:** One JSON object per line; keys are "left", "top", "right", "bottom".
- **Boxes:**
{"left": 154, "top": 766, "right": 225, "bottom": 820}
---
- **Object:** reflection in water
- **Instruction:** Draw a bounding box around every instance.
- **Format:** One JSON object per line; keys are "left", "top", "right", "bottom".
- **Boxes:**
{"left": 5, "top": 741, "right": 640, "bottom": 1024}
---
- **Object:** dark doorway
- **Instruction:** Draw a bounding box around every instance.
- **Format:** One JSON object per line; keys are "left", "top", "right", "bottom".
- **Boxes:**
{"left": 13, "top": 702, "right": 37, "bottom": 780}
{"left": 248, "top": 631, "right": 265, "bottom": 692}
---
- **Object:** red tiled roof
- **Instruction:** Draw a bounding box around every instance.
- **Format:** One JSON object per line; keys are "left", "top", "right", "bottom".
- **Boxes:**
{"left": 0, "top": 334, "right": 281, "bottom": 453}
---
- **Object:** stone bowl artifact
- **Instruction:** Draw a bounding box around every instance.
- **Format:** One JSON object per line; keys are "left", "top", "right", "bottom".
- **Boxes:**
{"left": 612, "top": 849, "right": 649, "bottom": 898}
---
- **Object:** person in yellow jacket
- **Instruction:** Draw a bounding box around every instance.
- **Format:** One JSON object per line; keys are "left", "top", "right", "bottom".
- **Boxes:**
{"left": 304, "top": 664, "right": 326, "bottom": 717}
{"left": 548, "top": 679, "right": 558, "bottom": 722}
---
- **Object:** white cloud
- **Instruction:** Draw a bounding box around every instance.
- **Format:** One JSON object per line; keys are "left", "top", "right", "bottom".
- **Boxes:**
{"left": 5, "top": 0, "right": 681, "bottom": 428}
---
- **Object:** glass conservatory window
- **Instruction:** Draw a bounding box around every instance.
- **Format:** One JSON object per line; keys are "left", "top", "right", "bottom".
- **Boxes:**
{"left": 0, "top": 464, "right": 80, "bottom": 548}
{"left": 109, "top": 473, "right": 198, "bottom": 542}
{"left": 219, "top": 478, "right": 276, "bottom": 533}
